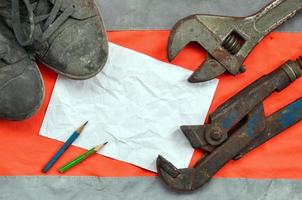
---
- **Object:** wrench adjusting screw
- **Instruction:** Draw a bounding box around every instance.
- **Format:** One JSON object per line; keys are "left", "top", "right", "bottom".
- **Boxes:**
{"left": 222, "top": 32, "right": 245, "bottom": 55}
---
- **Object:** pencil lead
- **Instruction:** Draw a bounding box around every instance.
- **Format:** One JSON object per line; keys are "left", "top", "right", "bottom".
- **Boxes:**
{"left": 94, "top": 142, "right": 108, "bottom": 151}
{"left": 76, "top": 121, "right": 88, "bottom": 134}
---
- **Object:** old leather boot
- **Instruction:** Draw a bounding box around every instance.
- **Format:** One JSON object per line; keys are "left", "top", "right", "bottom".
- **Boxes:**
{"left": 9, "top": 0, "right": 109, "bottom": 80}
{"left": 0, "top": 20, "right": 44, "bottom": 120}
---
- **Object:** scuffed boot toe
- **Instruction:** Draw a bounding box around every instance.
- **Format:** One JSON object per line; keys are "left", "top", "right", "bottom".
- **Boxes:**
{"left": 41, "top": 15, "right": 108, "bottom": 80}
{"left": 0, "top": 59, "right": 44, "bottom": 120}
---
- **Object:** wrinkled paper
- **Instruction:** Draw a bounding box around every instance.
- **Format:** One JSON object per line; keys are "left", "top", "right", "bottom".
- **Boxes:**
{"left": 40, "top": 43, "right": 218, "bottom": 172}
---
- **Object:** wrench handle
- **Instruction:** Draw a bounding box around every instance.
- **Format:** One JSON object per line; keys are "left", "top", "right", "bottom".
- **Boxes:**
{"left": 253, "top": 0, "right": 302, "bottom": 34}
{"left": 211, "top": 60, "right": 301, "bottom": 134}
{"left": 235, "top": 98, "right": 302, "bottom": 160}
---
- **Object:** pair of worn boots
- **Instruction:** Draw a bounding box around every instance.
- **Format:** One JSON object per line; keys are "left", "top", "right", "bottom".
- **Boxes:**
{"left": 0, "top": 0, "right": 108, "bottom": 120}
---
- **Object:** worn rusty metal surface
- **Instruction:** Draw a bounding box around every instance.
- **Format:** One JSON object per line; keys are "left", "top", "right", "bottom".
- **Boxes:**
{"left": 168, "top": 0, "right": 302, "bottom": 82}
{"left": 157, "top": 58, "right": 302, "bottom": 191}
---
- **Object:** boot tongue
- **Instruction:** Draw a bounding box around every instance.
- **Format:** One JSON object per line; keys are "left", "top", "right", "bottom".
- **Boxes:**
{"left": 33, "top": 0, "right": 52, "bottom": 16}
{"left": 0, "top": 1, "right": 12, "bottom": 22}
{"left": 47, "top": 0, "right": 98, "bottom": 19}
{"left": 0, "top": 22, "right": 27, "bottom": 64}
{"left": 0, "top": 1, "right": 10, "bottom": 8}
{"left": 11, "top": 0, "right": 35, "bottom": 46}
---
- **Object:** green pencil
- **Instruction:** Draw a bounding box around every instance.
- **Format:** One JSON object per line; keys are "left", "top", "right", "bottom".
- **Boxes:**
{"left": 59, "top": 142, "right": 108, "bottom": 173}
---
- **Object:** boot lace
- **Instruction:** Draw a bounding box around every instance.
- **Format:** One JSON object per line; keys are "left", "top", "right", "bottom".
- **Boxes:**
{"left": 11, "top": 0, "right": 75, "bottom": 46}
{"left": 0, "top": 43, "right": 7, "bottom": 64}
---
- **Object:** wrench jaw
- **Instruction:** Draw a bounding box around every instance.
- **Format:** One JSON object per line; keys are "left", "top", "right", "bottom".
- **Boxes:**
{"left": 180, "top": 125, "right": 205, "bottom": 149}
{"left": 157, "top": 155, "right": 211, "bottom": 191}
{"left": 157, "top": 155, "right": 196, "bottom": 191}
{"left": 157, "top": 125, "right": 218, "bottom": 191}
{"left": 168, "top": 15, "right": 203, "bottom": 62}
{"left": 180, "top": 125, "right": 216, "bottom": 152}
{"left": 168, "top": 14, "right": 242, "bottom": 82}
{"left": 188, "top": 56, "right": 226, "bottom": 82}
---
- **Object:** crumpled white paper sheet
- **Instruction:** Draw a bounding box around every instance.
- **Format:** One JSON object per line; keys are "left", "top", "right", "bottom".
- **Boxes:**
{"left": 39, "top": 43, "right": 219, "bottom": 172}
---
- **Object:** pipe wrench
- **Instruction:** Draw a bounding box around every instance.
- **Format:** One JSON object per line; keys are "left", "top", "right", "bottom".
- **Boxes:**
{"left": 157, "top": 57, "right": 302, "bottom": 191}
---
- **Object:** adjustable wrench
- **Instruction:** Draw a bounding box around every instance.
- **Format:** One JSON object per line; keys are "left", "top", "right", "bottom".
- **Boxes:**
{"left": 168, "top": 0, "right": 302, "bottom": 82}
{"left": 157, "top": 57, "right": 302, "bottom": 191}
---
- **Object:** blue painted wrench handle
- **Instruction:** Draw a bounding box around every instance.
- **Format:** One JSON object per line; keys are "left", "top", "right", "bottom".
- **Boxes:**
{"left": 268, "top": 97, "right": 302, "bottom": 133}
{"left": 236, "top": 97, "right": 302, "bottom": 159}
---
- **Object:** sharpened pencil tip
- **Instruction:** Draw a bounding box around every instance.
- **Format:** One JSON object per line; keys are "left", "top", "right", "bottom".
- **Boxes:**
{"left": 94, "top": 142, "right": 108, "bottom": 151}
{"left": 76, "top": 121, "right": 89, "bottom": 134}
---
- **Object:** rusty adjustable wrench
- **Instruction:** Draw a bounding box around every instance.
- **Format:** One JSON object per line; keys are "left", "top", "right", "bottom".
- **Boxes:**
{"left": 168, "top": 0, "right": 302, "bottom": 82}
{"left": 157, "top": 57, "right": 302, "bottom": 191}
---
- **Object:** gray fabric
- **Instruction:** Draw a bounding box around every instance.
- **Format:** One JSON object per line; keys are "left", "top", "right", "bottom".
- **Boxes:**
{"left": 1, "top": 176, "right": 302, "bottom": 199}
{"left": 96, "top": 0, "right": 302, "bottom": 32}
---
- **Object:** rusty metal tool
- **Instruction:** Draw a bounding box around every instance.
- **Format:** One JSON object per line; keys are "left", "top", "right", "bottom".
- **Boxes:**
{"left": 157, "top": 57, "right": 302, "bottom": 191}
{"left": 168, "top": 0, "right": 302, "bottom": 82}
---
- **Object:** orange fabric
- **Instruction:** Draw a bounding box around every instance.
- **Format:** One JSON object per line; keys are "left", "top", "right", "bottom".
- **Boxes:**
{"left": 0, "top": 31, "right": 301, "bottom": 179}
